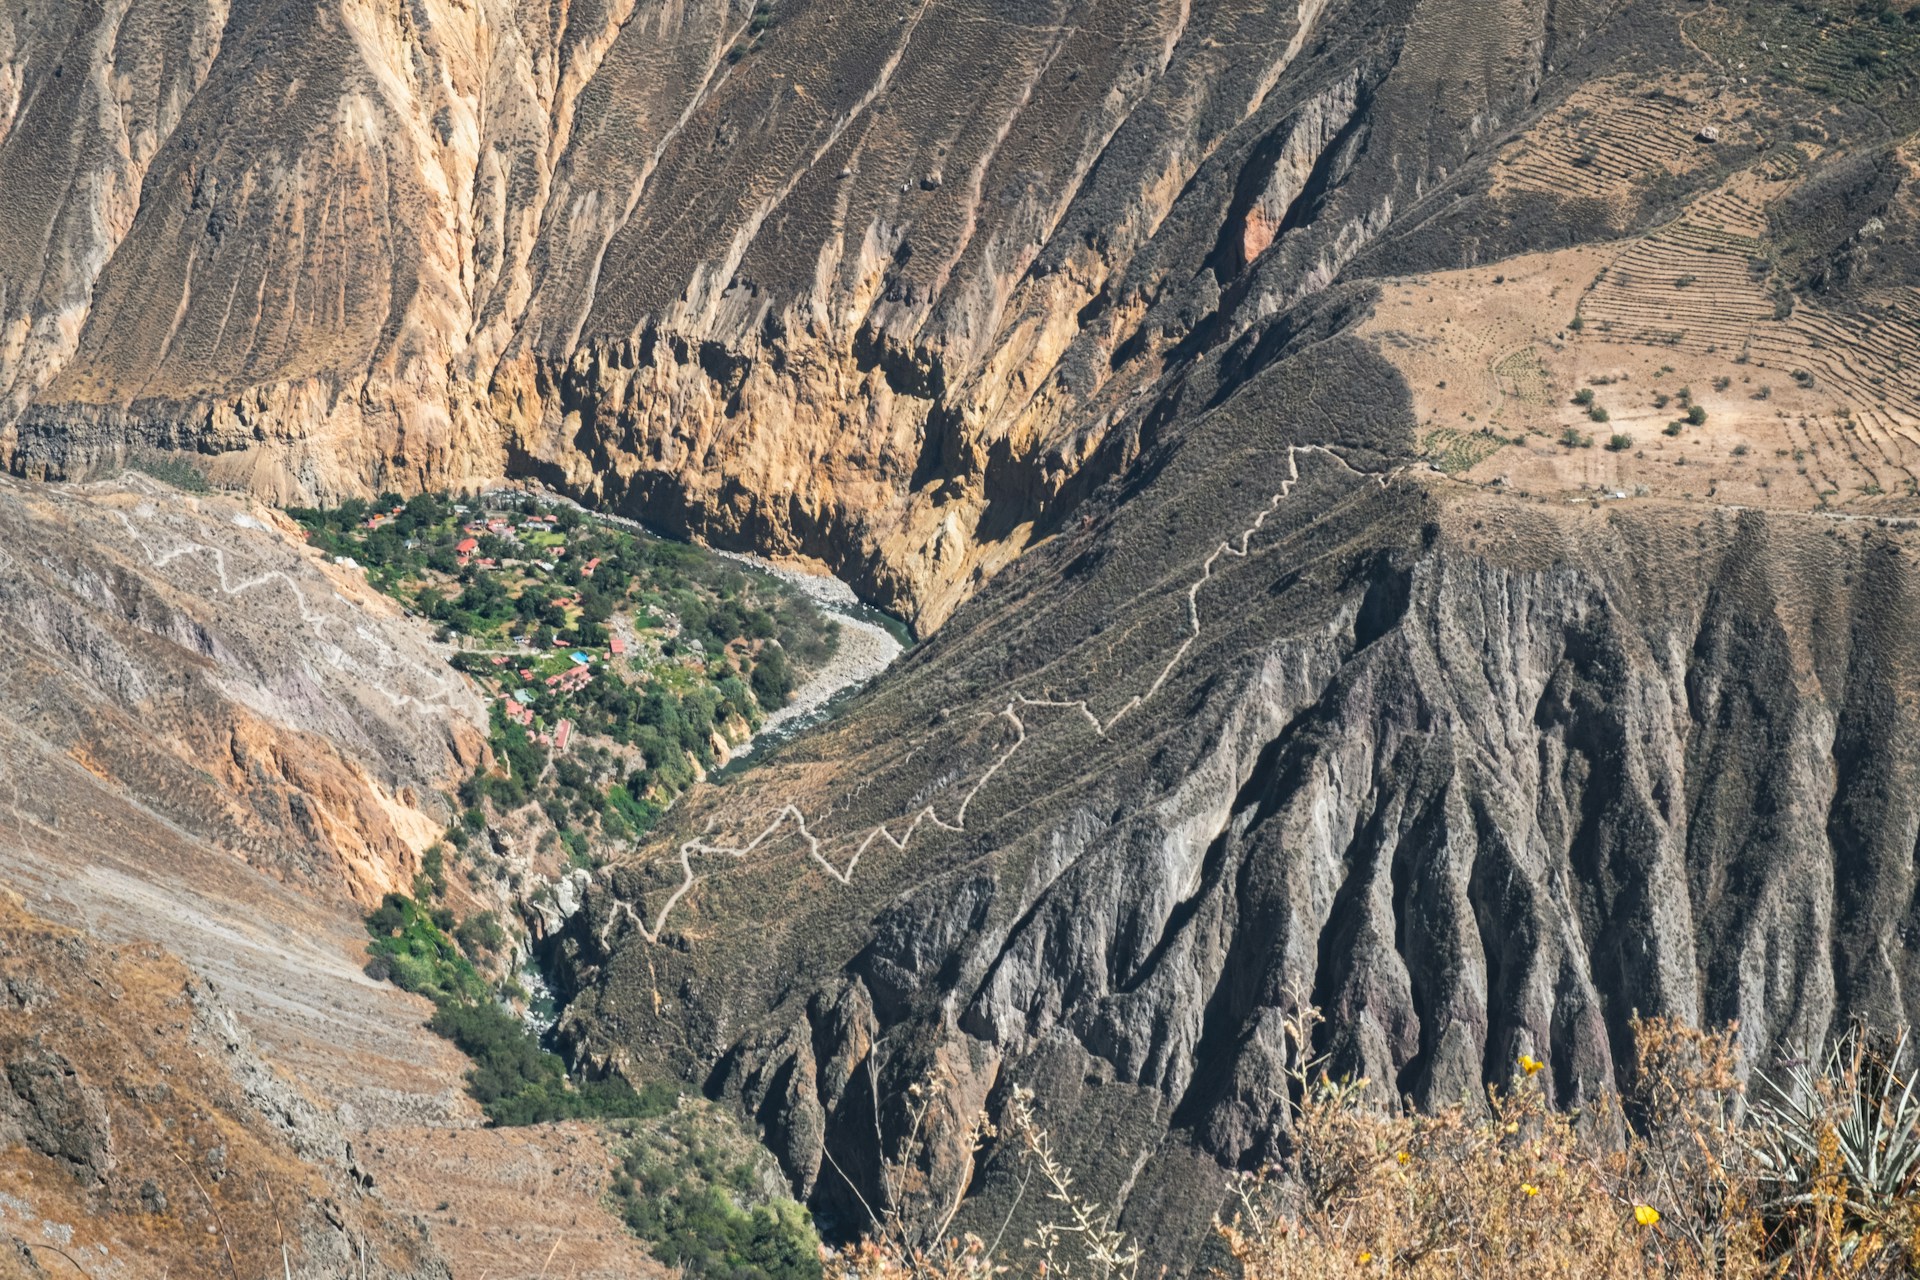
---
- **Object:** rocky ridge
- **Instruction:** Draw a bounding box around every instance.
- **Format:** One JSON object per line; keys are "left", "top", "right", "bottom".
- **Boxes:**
{"left": 1, "top": 0, "right": 1643, "bottom": 631}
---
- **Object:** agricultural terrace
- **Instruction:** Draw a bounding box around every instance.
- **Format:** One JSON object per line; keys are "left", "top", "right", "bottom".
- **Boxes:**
{"left": 291, "top": 492, "right": 842, "bottom": 854}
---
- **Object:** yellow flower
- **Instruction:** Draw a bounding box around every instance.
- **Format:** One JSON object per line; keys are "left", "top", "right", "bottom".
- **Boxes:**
{"left": 1518, "top": 1054, "right": 1544, "bottom": 1076}
{"left": 1521, "top": 1183, "right": 1539, "bottom": 1197}
{"left": 1634, "top": 1204, "right": 1661, "bottom": 1227}
{"left": 1395, "top": 1151, "right": 1410, "bottom": 1165}
{"left": 1504, "top": 1121, "right": 1519, "bottom": 1135}
{"left": 1357, "top": 1252, "right": 1373, "bottom": 1265}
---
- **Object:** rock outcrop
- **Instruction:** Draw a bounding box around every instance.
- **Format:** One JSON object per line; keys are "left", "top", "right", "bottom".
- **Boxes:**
{"left": 557, "top": 322, "right": 1920, "bottom": 1268}
{"left": 0, "top": 0, "right": 1657, "bottom": 631}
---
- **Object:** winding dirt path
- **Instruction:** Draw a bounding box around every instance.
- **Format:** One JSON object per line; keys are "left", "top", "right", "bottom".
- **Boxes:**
{"left": 106, "top": 482, "right": 466, "bottom": 715}
{"left": 603, "top": 445, "right": 1395, "bottom": 946}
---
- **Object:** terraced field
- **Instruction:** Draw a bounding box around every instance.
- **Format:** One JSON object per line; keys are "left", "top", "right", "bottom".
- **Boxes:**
{"left": 1751, "top": 287, "right": 1920, "bottom": 460}
{"left": 1688, "top": 4, "right": 1920, "bottom": 106}
{"left": 1491, "top": 78, "right": 1723, "bottom": 219}
{"left": 1577, "top": 185, "right": 1775, "bottom": 356}
{"left": 1569, "top": 150, "right": 1920, "bottom": 491}
{"left": 1492, "top": 345, "right": 1554, "bottom": 407}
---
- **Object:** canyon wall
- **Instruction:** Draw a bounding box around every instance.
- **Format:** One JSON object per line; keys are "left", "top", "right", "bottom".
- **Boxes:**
{"left": 0, "top": 0, "right": 1618, "bottom": 629}
{"left": 6, "top": 0, "right": 1920, "bottom": 1272}
{"left": 558, "top": 317, "right": 1920, "bottom": 1268}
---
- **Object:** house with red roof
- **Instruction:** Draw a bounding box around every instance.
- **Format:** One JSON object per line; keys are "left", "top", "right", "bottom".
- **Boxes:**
{"left": 554, "top": 719, "right": 572, "bottom": 752}
{"left": 609, "top": 635, "right": 626, "bottom": 656}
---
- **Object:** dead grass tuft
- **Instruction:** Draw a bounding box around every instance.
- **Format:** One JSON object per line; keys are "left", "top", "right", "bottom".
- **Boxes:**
{"left": 845, "top": 1008, "right": 1920, "bottom": 1280}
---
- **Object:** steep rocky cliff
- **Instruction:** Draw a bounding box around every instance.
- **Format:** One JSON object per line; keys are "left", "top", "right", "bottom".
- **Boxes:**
{"left": 555, "top": 317, "right": 1920, "bottom": 1265}
{"left": 0, "top": 0, "right": 1676, "bottom": 630}
{"left": 6, "top": 0, "right": 1920, "bottom": 1272}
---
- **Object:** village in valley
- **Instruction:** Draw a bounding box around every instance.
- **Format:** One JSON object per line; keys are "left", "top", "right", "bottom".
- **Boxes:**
{"left": 291, "top": 491, "right": 844, "bottom": 867}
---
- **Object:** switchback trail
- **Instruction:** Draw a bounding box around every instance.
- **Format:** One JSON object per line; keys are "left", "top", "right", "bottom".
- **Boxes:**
{"left": 602, "top": 445, "right": 1395, "bottom": 947}
{"left": 105, "top": 479, "right": 467, "bottom": 715}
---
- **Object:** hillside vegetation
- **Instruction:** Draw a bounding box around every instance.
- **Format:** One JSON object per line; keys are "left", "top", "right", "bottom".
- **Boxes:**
{"left": 846, "top": 1011, "right": 1920, "bottom": 1280}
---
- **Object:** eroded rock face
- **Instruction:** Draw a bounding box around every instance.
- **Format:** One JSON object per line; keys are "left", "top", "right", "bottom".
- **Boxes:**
{"left": 0, "top": 473, "right": 486, "bottom": 906}
{"left": 0, "top": 0, "right": 1615, "bottom": 629}
{"left": 557, "top": 321, "right": 1920, "bottom": 1266}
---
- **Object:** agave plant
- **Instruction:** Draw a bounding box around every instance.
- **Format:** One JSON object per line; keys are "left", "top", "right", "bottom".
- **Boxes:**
{"left": 1746, "top": 1026, "right": 1920, "bottom": 1230}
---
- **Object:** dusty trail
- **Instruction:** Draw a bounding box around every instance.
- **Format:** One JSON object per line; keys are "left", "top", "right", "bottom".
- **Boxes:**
{"left": 603, "top": 445, "right": 1395, "bottom": 946}
{"left": 104, "top": 481, "right": 466, "bottom": 715}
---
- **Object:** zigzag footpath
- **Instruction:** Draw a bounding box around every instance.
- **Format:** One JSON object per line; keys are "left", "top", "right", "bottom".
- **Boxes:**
{"left": 103, "top": 478, "right": 467, "bottom": 715}
{"left": 601, "top": 445, "right": 1395, "bottom": 947}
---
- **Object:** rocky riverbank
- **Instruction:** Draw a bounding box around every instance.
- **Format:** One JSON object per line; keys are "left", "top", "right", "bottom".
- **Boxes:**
{"left": 712, "top": 549, "right": 907, "bottom": 761}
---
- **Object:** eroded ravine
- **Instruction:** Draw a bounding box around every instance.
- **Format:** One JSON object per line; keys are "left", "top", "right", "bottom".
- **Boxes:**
{"left": 603, "top": 444, "right": 1396, "bottom": 945}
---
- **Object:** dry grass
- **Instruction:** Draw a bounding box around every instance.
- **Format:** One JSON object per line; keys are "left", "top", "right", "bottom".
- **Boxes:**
{"left": 1224, "top": 1008, "right": 1920, "bottom": 1280}
{"left": 845, "top": 1008, "right": 1920, "bottom": 1280}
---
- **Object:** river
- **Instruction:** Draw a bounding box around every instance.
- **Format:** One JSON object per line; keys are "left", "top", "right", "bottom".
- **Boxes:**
{"left": 483, "top": 486, "right": 910, "bottom": 765}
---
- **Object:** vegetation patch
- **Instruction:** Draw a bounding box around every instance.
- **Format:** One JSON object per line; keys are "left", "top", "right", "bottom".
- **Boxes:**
{"left": 608, "top": 1101, "right": 823, "bottom": 1280}
{"left": 123, "top": 452, "right": 212, "bottom": 493}
{"left": 364, "top": 891, "right": 488, "bottom": 1004}
{"left": 292, "top": 492, "right": 843, "bottom": 860}
{"left": 1420, "top": 428, "right": 1505, "bottom": 475}
{"left": 365, "top": 890, "right": 679, "bottom": 1126}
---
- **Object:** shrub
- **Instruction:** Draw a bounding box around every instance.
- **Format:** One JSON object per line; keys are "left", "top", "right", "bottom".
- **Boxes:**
{"left": 1664, "top": 421, "right": 1685, "bottom": 437}
{"left": 1573, "top": 388, "right": 1596, "bottom": 406}
{"left": 428, "top": 999, "right": 678, "bottom": 1126}
{"left": 611, "top": 1109, "right": 822, "bottom": 1280}
{"left": 851, "top": 1011, "right": 1920, "bottom": 1280}
{"left": 619, "top": 1177, "right": 819, "bottom": 1280}
{"left": 364, "top": 893, "right": 488, "bottom": 1004}
{"left": 1606, "top": 433, "right": 1633, "bottom": 452}
{"left": 414, "top": 843, "right": 448, "bottom": 900}
{"left": 1687, "top": 405, "right": 1708, "bottom": 425}
{"left": 1560, "top": 427, "right": 1593, "bottom": 449}
{"left": 750, "top": 645, "right": 794, "bottom": 707}
{"left": 1589, "top": 406, "right": 1611, "bottom": 423}
{"left": 454, "top": 911, "right": 506, "bottom": 957}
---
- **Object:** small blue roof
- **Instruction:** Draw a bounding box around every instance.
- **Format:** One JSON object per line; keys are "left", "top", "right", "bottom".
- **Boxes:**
{"left": 570, "top": 651, "right": 591, "bottom": 665}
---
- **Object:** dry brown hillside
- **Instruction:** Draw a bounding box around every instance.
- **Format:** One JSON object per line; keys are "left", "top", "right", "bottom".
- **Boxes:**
{"left": 0, "top": 474, "right": 664, "bottom": 1279}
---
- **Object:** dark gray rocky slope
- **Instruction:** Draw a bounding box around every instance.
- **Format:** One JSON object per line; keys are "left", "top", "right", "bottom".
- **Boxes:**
{"left": 555, "top": 293, "right": 1920, "bottom": 1266}
{"left": 526, "top": 0, "right": 1920, "bottom": 1270}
